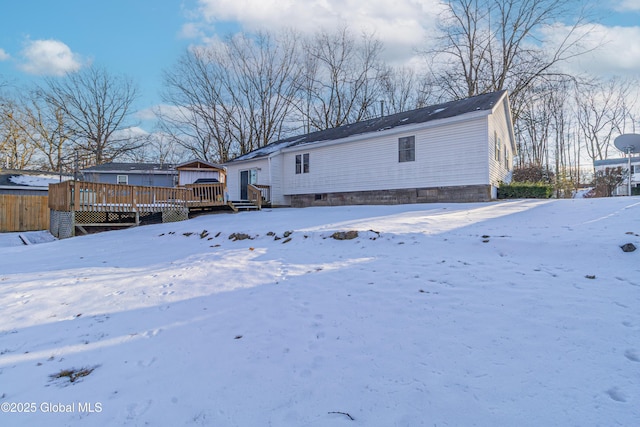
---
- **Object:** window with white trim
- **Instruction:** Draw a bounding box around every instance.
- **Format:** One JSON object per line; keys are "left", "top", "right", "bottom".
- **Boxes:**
{"left": 494, "top": 132, "right": 502, "bottom": 163}
{"left": 117, "top": 175, "right": 128, "bottom": 185}
{"left": 295, "top": 153, "right": 310, "bottom": 174}
{"left": 398, "top": 136, "right": 415, "bottom": 162}
{"left": 504, "top": 144, "right": 509, "bottom": 170}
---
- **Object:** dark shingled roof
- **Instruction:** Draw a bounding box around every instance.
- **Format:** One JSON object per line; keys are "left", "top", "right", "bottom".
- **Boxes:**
{"left": 82, "top": 162, "right": 176, "bottom": 173}
{"left": 227, "top": 90, "right": 507, "bottom": 163}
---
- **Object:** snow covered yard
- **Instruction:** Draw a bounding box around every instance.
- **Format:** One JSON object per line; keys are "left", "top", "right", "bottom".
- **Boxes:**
{"left": 0, "top": 198, "right": 639, "bottom": 426}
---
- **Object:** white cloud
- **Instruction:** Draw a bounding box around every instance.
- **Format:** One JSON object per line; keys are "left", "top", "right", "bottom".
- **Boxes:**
{"left": 135, "top": 106, "right": 159, "bottom": 122}
{"left": 187, "top": 0, "right": 445, "bottom": 64}
{"left": 179, "top": 22, "right": 206, "bottom": 40}
{"left": 0, "top": 48, "right": 9, "bottom": 61}
{"left": 179, "top": 0, "right": 639, "bottom": 87}
{"left": 543, "top": 23, "right": 640, "bottom": 77}
{"left": 19, "top": 39, "right": 83, "bottom": 76}
{"left": 616, "top": 0, "right": 640, "bottom": 11}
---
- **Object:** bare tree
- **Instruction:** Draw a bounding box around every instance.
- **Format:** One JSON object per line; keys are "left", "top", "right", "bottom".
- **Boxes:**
{"left": 514, "top": 77, "right": 593, "bottom": 190}
{"left": 160, "top": 30, "right": 303, "bottom": 161}
{"left": 0, "top": 99, "right": 36, "bottom": 169}
{"left": 299, "top": 27, "right": 385, "bottom": 130}
{"left": 157, "top": 52, "right": 232, "bottom": 163}
{"left": 574, "top": 77, "right": 631, "bottom": 167}
{"left": 515, "top": 85, "right": 554, "bottom": 167}
{"left": 4, "top": 90, "right": 75, "bottom": 172}
{"left": 378, "top": 66, "right": 435, "bottom": 115}
{"left": 429, "top": 0, "right": 593, "bottom": 114}
{"left": 41, "top": 65, "right": 141, "bottom": 165}
{"left": 123, "top": 131, "right": 186, "bottom": 165}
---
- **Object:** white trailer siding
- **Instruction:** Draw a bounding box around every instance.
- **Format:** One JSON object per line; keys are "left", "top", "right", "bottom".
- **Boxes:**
{"left": 223, "top": 92, "right": 515, "bottom": 206}
{"left": 225, "top": 158, "right": 270, "bottom": 201}
{"left": 267, "top": 155, "right": 288, "bottom": 206}
{"left": 281, "top": 116, "right": 490, "bottom": 196}
{"left": 487, "top": 99, "right": 515, "bottom": 190}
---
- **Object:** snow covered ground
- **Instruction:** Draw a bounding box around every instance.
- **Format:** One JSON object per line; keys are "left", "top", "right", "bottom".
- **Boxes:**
{"left": 0, "top": 198, "right": 639, "bottom": 426}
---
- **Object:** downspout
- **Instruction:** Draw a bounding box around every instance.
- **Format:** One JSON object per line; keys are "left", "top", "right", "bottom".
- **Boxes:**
{"left": 268, "top": 154, "right": 273, "bottom": 204}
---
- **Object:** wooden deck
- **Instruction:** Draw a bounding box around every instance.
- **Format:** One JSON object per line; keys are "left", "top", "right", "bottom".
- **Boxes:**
{"left": 48, "top": 181, "right": 233, "bottom": 237}
{"left": 48, "top": 181, "right": 229, "bottom": 213}
{"left": 47, "top": 181, "right": 271, "bottom": 238}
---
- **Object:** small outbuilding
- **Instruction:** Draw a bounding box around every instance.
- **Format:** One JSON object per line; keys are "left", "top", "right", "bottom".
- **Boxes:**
{"left": 176, "top": 159, "right": 226, "bottom": 186}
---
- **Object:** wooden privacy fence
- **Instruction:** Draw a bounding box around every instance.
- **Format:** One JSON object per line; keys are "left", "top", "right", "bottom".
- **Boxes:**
{"left": 0, "top": 194, "right": 49, "bottom": 232}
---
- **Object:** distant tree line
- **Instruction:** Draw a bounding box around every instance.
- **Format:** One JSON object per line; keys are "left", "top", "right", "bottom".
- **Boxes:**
{"left": 1, "top": 0, "right": 637, "bottom": 194}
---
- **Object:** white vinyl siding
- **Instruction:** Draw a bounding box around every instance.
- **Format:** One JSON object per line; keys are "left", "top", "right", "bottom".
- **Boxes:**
{"left": 224, "top": 94, "right": 514, "bottom": 204}
{"left": 225, "top": 158, "right": 270, "bottom": 201}
{"left": 268, "top": 155, "right": 288, "bottom": 205}
{"left": 282, "top": 117, "right": 489, "bottom": 195}
{"left": 488, "top": 99, "right": 515, "bottom": 186}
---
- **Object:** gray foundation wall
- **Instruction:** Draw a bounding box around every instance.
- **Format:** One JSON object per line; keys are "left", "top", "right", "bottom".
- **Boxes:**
{"left": 290, "top": 185, "right": 492, "bottom": 208}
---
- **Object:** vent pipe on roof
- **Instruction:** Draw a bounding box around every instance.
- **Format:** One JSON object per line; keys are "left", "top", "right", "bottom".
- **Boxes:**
{"left": 380, "top": 100, "right": 384, "bottom": 118}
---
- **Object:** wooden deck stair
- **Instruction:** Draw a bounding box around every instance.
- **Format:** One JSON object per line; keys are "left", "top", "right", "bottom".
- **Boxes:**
{"left": 229, "top": 200, "right": 260, "bottom": 211}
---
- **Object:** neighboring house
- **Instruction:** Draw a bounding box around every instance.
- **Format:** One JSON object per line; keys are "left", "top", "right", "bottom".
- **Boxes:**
{"left": 0, "top": 170, "right": 71, "bottom": 195}
{"left": 593, "top": 157, "right": 640, "bottom": 196}
{"left": 176, "top": 159, "right": 226, "bottom": 186}
{"left": 224, "top": 90, "right": 516, "bottom": 207}
{"left": 82, "top": 163, "right": 178, "bottom": 187}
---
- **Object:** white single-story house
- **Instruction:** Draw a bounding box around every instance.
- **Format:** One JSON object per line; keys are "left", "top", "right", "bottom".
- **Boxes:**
{"left": 593, "top": 157, "right": 640, "bottom": 196}
{"left": 224, "top": 90, "right": 517, "bottom": 207}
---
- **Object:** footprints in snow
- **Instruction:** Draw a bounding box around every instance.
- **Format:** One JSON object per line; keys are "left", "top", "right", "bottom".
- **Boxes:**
{"left": 108, "top": 283, "right": 177, "bottom": 297}
{"left": 603, "top": 348, "right": 638, "bottom": 403}
{"left": 606, "top": 387, "right": 627, "bottom": 403}
{"left": 624, "top": 349, "right": 640, "bottom": 362}
{"left": 160, "top": 282, "right": 175, "bottom": 296}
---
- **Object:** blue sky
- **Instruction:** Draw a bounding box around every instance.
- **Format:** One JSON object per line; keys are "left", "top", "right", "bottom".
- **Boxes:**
{"left": 0, "top": 0, "right": 194, "bottom": 114}
{"left": 1, "top": 0, "right": 639, "bottom": 129}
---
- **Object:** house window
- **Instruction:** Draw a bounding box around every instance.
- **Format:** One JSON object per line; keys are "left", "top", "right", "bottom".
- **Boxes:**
{"left": 494, "top": 132, "right": 502, "bottom": 163}
{"left": 117, "top": 175, "right": 128, "bottom": 185}
{"left": 296, "top": 153, "right": 310, "bottom": 174}
{"left": 398, "top": 136, "right": 415, "bottom": 162}
{"left": 504, "top": 145, "right": 509, "bottom": 170}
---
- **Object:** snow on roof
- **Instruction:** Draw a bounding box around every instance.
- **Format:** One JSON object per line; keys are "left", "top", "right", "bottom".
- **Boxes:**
{"left": 9, "top": 174, "right": 71, "bottom": 187}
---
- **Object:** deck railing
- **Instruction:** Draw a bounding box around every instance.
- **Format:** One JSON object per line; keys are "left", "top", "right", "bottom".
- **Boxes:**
{"left": 48, "top": 181, "right": 228, "bottom": 212}
{"left": 48, "top": 180, "right": 73, "bottom": 211}
{"left": 247, "top": 184, "right": 263, "bottom": 210}
{"left": 184, "top": 183, "right": 226, "bottom": 207}
{"left": 253, "top": 184, "right": 271, "bottom": 204}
